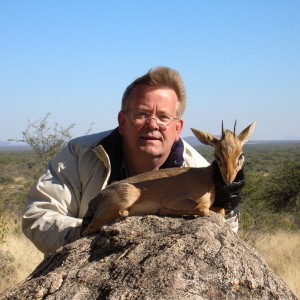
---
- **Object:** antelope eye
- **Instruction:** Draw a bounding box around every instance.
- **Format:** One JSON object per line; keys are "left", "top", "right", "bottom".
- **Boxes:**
{"left": 238, "top": 153, "right": 245, "bottom": 164}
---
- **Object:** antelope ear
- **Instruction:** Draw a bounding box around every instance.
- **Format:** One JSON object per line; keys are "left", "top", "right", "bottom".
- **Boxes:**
{"left": 238, "top": 121, "right": 256, "bottom": 145}
{"left": 191, "top": 128, "right": 219, "bottom": 147}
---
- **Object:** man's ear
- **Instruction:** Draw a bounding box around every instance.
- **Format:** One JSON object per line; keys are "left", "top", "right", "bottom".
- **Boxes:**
{"left": 175, "top": 119, "right": 184, "bottom": 141}
{"left": 118, "top": 111, "right": 126, "bottom": 136}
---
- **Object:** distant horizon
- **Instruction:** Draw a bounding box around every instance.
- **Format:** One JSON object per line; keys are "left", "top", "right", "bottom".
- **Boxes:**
{"left": 1, "top": 138, "right": 299, "bottom": 154}
{"left": 1, "top": 136, "right": 299, "bottom": 148}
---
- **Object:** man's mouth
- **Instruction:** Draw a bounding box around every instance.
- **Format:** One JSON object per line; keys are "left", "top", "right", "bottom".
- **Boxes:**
{"left": 140, "top": 135, "right": 161, "bottom": 142}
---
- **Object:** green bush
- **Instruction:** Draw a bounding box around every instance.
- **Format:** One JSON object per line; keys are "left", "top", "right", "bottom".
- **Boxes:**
{"left": 239, "top": 160, "right": 300, "bottom": 244}
{"left": 239, "top": 172, "right": 279, "bottom": 243}
{"left": 265, "top": 161, "right": 300, "bottom": 214}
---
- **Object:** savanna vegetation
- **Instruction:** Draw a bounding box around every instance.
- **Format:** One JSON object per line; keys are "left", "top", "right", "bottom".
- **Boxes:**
{"left": 0, "top": 114, "right": 299, "bottom": 297}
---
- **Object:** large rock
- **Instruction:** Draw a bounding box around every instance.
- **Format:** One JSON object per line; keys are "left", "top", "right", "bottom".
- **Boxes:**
{"left": 0, "top": 214, "right": 297, "bottom": 299}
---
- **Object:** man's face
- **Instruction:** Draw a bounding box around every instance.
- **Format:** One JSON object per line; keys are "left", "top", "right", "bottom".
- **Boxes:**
{"left": 118, "top": 84, "right": 183, "bottom": 165}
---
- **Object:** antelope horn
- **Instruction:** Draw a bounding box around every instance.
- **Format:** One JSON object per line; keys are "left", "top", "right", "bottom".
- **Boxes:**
{"left": 233, "top": 120, "right": 237, "bottom": 135}
{"left": 221, "top": 120, "right": 225, "bottom": 138}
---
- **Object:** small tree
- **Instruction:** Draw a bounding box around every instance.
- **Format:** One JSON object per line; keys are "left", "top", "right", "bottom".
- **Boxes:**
{"left": 10, "top": 113, "right": 76, "bottom": 174}
{"left": 22, "top": 113, "right": 75, "bottom": 168}
{"left": 9, "top": 112, "right": 95, "bottom": 177}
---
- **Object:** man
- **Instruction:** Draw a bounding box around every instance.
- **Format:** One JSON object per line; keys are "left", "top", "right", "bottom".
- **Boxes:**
{"left": 22, "top": 66, "right": 244, "bottom": 255}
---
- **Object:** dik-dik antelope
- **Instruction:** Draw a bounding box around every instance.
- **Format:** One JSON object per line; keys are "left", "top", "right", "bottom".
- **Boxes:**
{"left": 81, "top": 121, "right": 256, "bottom": 236}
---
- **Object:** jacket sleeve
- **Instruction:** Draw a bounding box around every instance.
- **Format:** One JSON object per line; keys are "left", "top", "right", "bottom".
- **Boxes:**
{"left": 22, "top": 141, "right": 84, "bottom": 255}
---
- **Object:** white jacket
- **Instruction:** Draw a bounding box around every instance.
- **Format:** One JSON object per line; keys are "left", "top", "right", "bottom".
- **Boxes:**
{"left": 22, "top": 129, "right": 210, "bottom": 254}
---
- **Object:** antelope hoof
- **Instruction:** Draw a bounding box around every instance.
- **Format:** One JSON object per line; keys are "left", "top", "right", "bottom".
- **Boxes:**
{"left": 210, "top": 207, "right": 226, "bottom": 216}
{"left": 219, "top": 208, "right": 225, "bottom": 216}
{"left": 202, "top": 208, "right": 210, "bottom": 216}
{"left": 119, "top": 209, "right": 129, "bottom": 217}
{"left": 198, "top": 208, "right": 210, "bottom": 217}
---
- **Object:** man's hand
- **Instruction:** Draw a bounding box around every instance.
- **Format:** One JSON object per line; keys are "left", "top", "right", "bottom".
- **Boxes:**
{"left": 212, "top": 160, "right": 246, "bottom": 213}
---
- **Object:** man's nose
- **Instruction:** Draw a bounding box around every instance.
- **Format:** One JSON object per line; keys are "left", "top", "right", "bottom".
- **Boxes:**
{"left": 146, "top": 116, "right": 159, "bottom": 129}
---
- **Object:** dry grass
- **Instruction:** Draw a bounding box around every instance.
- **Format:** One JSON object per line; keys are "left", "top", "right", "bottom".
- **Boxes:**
{"left": 0, "top": 230, "right": 43, "bottom": 292}
{"left": 254, "top": 230, "right": 300, "bottom": 298}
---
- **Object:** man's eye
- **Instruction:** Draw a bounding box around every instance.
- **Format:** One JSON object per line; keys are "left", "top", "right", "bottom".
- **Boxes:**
{"left": 157, "top": 114, "right": 171, "bottom": 122}
{"left": 135, "top": 112, "right": 149, "bottom": 119}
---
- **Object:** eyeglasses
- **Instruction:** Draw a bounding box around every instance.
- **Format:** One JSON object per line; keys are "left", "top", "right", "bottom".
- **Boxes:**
{"left": 127, "top": 110, "right": 179, "bottom": 130}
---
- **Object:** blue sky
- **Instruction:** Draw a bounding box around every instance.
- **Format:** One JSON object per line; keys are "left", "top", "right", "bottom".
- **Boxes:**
{"left": 1, "top": 1, "right": 299, "bottom": 141}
